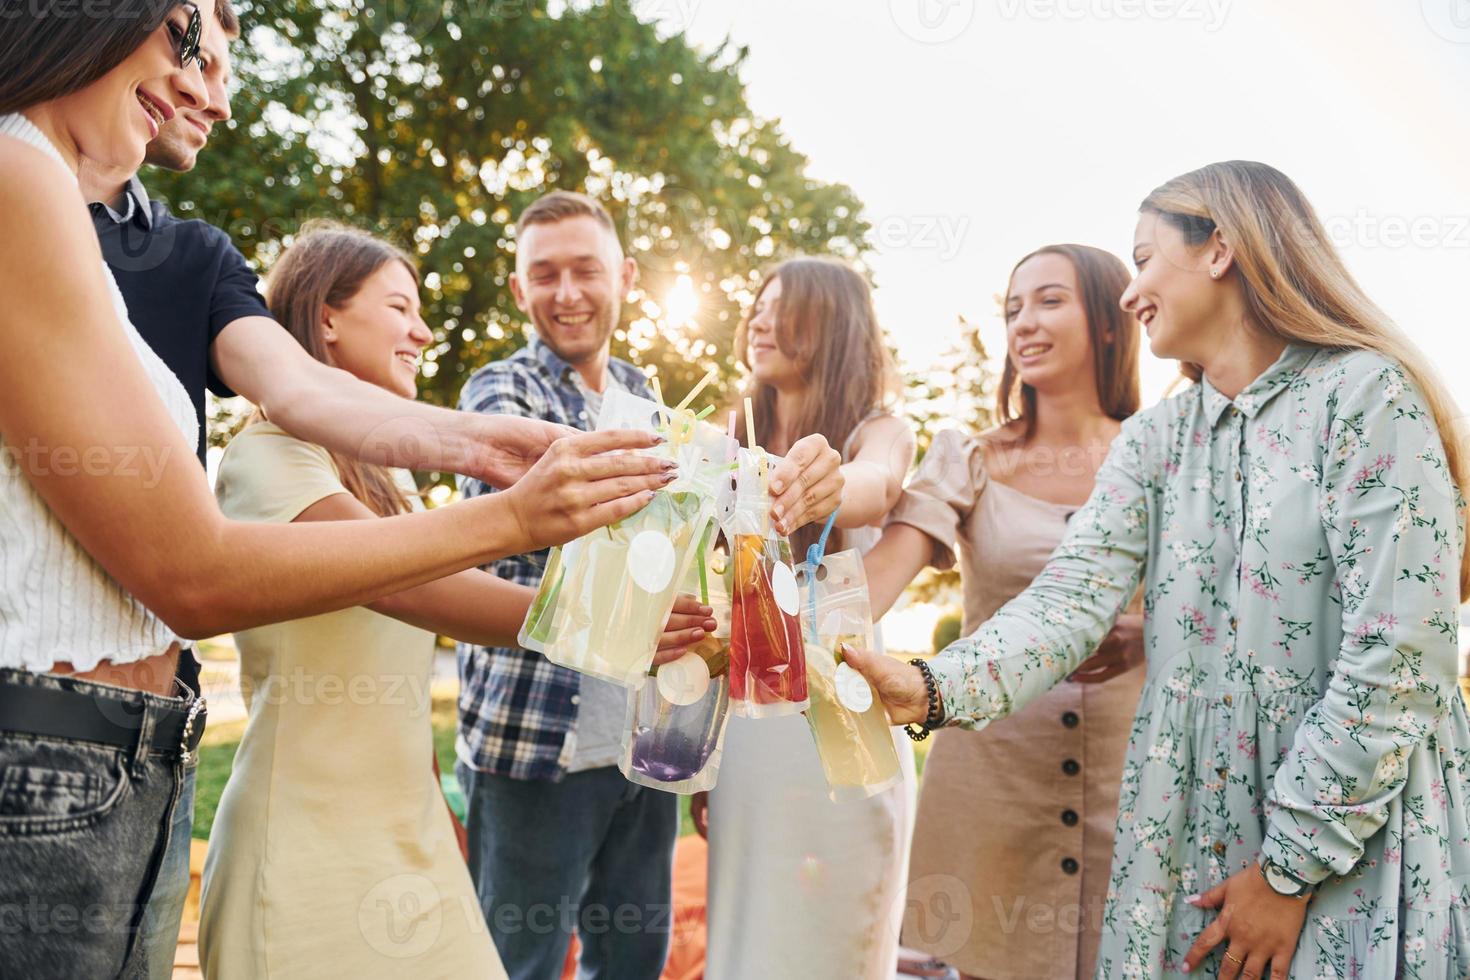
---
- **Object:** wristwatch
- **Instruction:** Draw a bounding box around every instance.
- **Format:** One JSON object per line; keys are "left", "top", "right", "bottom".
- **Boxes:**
{"left": 1258, "top": 857, "right": 1314, "bottom": 899}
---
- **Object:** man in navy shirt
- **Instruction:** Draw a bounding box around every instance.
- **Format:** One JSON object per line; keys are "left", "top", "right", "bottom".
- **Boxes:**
{"left": 77, "top": 3, "right": 570, "bottom": 973}
{"left": 79, "top": 3, "right": 568, "bottom": 482}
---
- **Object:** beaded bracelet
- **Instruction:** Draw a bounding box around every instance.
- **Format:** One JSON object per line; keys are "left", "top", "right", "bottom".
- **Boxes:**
{"left": 905, "top": 658, "right": 944, "bottom": 742}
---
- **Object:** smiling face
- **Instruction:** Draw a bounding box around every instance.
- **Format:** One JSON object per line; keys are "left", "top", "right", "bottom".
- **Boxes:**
{"left": 510, "top": 215, "right": 636, "bottom": 365}
{"left": 1003, "top": 252, "right": 1096, "bottom": 393}
{"left": 745, "top": 275, "right": 804, "bottom": 390}
{"left": 1121, "top": 211, "right": 1231, "bottom": 364}
{"left": 46, "top": 1, "right": 212, "bottom": 173}
{"left": 320, "top": 260, "right": 430, "bottom": 400}
{"left": 145, "top": 13, "right": 234, "bottom": 172}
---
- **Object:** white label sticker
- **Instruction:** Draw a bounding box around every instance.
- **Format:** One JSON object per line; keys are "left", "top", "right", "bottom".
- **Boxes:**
{"left": 834, "top": 662, "right": 873, "bottom": 714}
{"left": 627, "top": 531, "right": 676, "bottom": 593}
{"left": 772, "top": 561, "right": 800, "bottom": 617}
{"left": 657, "top": 652, "right": 711, "bottom": 706}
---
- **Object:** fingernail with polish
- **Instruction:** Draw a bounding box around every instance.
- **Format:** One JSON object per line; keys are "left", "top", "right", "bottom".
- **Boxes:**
{"left": 770, "top": 479, "right": 784, "bottom": 494}
{"left": 1185, "top": 893, "right": 1200, "bottom": 905}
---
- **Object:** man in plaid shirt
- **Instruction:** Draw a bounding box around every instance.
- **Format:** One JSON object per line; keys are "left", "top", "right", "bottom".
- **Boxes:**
{"left": 457, "top": 191, "right": 845, "bottom": 979}
{"left": 455, "top": 191, "right": 709, "bottom": 980}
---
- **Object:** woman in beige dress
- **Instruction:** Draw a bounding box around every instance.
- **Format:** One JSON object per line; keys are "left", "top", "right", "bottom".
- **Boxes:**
{"left": 864, "top": 244, "right": 1145, "bottom": 980}
{"left": 692, "top": 256, "right": 919, "bottom": 980}
{"left": 199, "top": 223, "right": 715, "bottom": 977}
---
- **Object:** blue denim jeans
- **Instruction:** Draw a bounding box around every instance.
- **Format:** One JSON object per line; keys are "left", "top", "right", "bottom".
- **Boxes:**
{"left": 0, "top": 669, "right": 196, "bottom": 979}
{"left": 138, "top": 767, "right": 195, "bottom": 979}
{"left": 457, "top": 762, "right": 678, "bottom": 980}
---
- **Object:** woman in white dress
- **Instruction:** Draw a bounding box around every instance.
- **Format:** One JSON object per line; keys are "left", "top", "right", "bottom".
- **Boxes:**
{"left": 692, "top": 256, "right": 918, "bottom": 980}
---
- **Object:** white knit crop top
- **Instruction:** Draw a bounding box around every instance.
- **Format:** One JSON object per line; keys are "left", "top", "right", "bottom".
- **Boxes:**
{"left": 0, "top": 113, "right": 200, "bottom": 671}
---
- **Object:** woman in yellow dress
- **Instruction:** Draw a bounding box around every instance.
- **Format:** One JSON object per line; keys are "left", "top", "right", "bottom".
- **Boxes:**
{"left": 199, "top": 221, "right": 712, "bottom": 977}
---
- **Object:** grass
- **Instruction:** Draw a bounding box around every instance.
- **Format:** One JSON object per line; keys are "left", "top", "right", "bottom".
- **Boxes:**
{"left": 192, "top": 717, "right": 245, "bottom": 840}
{"left": 193, "top": 694, "right": 699, "bottom": 840}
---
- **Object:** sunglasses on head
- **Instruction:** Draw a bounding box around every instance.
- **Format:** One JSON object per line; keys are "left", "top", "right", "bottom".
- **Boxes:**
{"left": 170, "top": 2, "right": 203, "bottom": 70}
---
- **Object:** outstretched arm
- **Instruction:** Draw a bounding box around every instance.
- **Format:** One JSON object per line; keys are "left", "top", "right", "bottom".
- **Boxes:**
{"left": 214, "top": 314, "right": 574, "bottom": 490}
{"left": 293, "top": 492, "right": 716, "bottom": 651}
{"left": 0, "top": 144, "right": 668, "bottom": 639}
{"left": 848, "top": 419, "right": 1150, "bottom": 727}
{"left": 831, "top": 414, "right": 915, "bottom": 530}
{"left": 862, "top": 524, "right": 934, "bottom": 620}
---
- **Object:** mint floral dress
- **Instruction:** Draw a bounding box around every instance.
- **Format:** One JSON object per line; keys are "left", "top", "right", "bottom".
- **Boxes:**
{"left": 929, "top": 345, "right": 1470, "bottom": 978}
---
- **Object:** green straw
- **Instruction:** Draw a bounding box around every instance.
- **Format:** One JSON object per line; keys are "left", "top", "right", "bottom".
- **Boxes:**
{"left": 694, "top": 518, "right": 715, "bottom": 605}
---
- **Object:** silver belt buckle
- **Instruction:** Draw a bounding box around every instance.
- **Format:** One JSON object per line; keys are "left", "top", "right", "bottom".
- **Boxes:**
{"left": 178, "top": 695, "right": 207, "bottom": 766}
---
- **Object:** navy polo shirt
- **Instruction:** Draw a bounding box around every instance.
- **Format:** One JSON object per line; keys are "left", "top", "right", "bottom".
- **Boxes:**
{"left": 91, "top": 177, "right": 272, "bottom": 465}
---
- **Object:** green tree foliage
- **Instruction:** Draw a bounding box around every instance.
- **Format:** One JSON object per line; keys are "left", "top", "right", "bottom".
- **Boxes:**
{"left": 930, "top": 610, "right": 962, "bottom": 654}
{"left": 155, "top": 0, "right": 871, "bottom": 470}
{"left": 900, "top": 311, "right": 1000, "bottom": 605}
{"left": 904, "top": 312, "right": 998, "bottom": 456}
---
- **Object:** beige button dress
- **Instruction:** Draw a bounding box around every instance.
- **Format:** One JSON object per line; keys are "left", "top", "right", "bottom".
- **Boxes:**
{"left": 200, "top": 423, "right": 505, "bottom": 979}
{"left": 890, "top": 428, "right": 1144, "bottom": 980}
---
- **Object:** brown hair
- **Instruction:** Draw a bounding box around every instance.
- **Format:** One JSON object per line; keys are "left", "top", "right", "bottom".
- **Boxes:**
{"left": 996, "top": 244, "right": 1141, "bottom": 441}
{"left": 1142, "top": 160, "right": 1469, "bottom": 599}
{"left": 733, "top": 256, "right": 901, "bottom": 557}
{"left": 515, "top": 189, "right": 619, "bottom": 244}
{"left": 262, "top": 220, "right": 420, "bottom": 518}
{"left": 0, "top": 0, "right": 186, "bottom": 115}
{"left": 216, "top": 0, "right": 240, "bottom": 36}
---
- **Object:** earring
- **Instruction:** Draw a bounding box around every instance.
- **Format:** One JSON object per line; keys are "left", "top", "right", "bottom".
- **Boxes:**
{"left": 1210, "top": 270, "right": 1220, "bottom": 279}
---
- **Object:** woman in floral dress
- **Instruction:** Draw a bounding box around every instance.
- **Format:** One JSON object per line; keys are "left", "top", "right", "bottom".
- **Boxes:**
{"left": 849, "top": 160, "right": 1470, "bottom": 979}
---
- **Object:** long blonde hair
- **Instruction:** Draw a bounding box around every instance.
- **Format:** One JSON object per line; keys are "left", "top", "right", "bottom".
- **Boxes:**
{"left": 261, "top": 220, "right": 420, "bottom": 518}
{"left": 1142, "top": 161, "right": 1469, "bottom": 599}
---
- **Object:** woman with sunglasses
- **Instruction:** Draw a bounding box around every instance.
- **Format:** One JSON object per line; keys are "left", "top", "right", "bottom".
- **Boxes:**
{"left": 0, "top": 4, "right": 678, "bottom": 975}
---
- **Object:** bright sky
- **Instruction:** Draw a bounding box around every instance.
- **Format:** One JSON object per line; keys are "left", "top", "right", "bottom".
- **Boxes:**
{"left": 666, "top": 0, "right": 1470, "bottom": 413}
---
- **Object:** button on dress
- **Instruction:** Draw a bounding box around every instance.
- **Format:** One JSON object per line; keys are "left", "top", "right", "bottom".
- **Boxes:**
{"left": 892, "top": 427, "right": 1144, "bottom": 979}
{"left": 931, "top": 346, "right": 1470, "bottom": 978}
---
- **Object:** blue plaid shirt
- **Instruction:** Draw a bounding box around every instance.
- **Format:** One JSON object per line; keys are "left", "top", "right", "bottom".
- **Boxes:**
{"left": 454, "top": 337, "right": 652, "bottom": 780}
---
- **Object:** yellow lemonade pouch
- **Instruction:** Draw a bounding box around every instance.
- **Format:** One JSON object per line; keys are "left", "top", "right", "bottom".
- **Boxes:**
{"left": 798, "top": 533, "right": 901, "bottom": 802}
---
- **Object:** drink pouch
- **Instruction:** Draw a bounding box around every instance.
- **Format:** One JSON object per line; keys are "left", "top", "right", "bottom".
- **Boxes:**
{"left": 799, "top": 548, "right": 901, "bottom": 802}
{"left": 518, "top": 539, "right": 574, "bottom": 653}
{"left": 619, "top": 516, "right": 732, "bottom": 793}
{"left": 519, "top": 385, "right": 725, "bottom": 680}
{"left": 620, "top": 665, "right": 730, "bottom": 795}
{"left": 596, "top": 387, "right": 737, "bottom": 499}
{"left": 537, "top": 488, "right": 711, "bottom": 688}
{"left": 718, "top": 446, "right": 777, "bottom": 539}
{"left": 728, "top": 528, "right": 808, "bottom": 718}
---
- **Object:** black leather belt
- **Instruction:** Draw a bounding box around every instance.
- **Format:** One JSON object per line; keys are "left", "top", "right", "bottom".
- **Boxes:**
{"left": 0, "top": 674, "right": 207, "bottom": 762}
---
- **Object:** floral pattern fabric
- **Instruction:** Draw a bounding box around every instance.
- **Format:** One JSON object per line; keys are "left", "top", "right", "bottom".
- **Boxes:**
{"left": 931, "top": 345, "right": 1470, "bottom": 978}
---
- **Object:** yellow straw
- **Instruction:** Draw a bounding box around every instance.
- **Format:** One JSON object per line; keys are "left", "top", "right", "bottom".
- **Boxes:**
{"left": 674, "top": 368, "right": 718, "bottom": 413}
{"left": 650, "top": 376, "right": 670, "bottom": 432}
{"left": 743, "top": 396, "right": 768, "bottom": 494}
